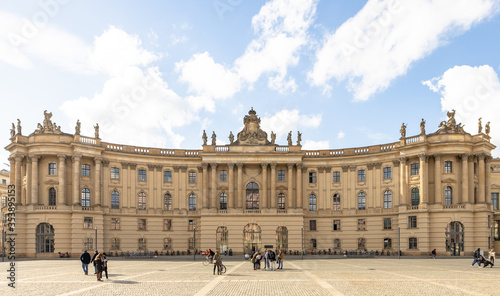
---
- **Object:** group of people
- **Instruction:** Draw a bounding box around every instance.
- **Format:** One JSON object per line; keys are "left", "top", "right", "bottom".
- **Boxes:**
{"left": 471, "top": 248, "right": 495, "bottom": 268}
{"left": 251, "top": 249, "right": 284, "bottom": 271}
{"left": 80, "top": 250, "right": 109, "bottom": 281}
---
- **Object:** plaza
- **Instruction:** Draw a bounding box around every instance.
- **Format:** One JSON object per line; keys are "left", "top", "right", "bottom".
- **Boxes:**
{"left": 1, "top": 256, "right": 499, "bottom": 296}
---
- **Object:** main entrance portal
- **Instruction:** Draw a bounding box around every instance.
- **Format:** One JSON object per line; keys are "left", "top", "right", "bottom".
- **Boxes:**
{"left": 446, "top": 221, "right": 464, "bottom": 256}
{"left": 243, "top": 223, "right": 261, "bottom": 254}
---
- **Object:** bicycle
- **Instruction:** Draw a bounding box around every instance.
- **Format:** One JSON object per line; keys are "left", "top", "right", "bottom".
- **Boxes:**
{"left": 203, "top": 255, "right": 213, "bottom": 266}
{"left": 219, "top": 262, "right": 226, "bottom": 274}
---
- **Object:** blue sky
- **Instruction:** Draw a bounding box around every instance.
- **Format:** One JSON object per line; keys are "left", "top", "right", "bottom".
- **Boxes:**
{"left": 1, "top": 0, "right": 500, "bottom": 170}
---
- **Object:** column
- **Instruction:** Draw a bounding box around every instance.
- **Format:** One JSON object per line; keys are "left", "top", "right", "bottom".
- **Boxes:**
{"left": 173, "top": 166, "right": 180, "bottom": 210}
{"left": 26, "top": 157, "right": 32, "bottom": 205}
{"left": 486, "top": 156, "right": 492, "bottom": 205}
{"left": 419, "top": 154, "right": 428, "bottom": 204}
{"left": 478, "top": 154, "right": 486, "bottom": 203}
{"left": 211, "top": 163, "right": 217, "bottom": 209}
{"left": 121, "top": 163, "right": 129, "bottom": 208}
{"left": 392, "top": 160, "right": 400, "bottom": 206}
{"left": 21, "top": 162, "right": 26, "bottom": 205}
{"left": 72, "top": 154, "right": 81, "bottom": 205}
{"left": 228, "top": 163, "right": 234, "bottom": 209}
{"left": 461, "top": 154, "right": 469, "bottom": 204}
{"left": 94, "top": 157, "right": 102, "bottom": 206}
{"left": 468, "top": 155, "right": 475, "bottom": 204}
{"left": 29, "top": 155, "right": 40, "bottom": 205}
{"left": 130, "top": 163, "right": 137, "bottom": 208}
{"left": 296, "top": 164, "right": 303, "bottom": 209}
{"left": 399, "top": 157, "right": 407, "bottom": 205}
{"left": 349, "top": 165, "right": 356, "bottom": 209}
{"left": 147, "top": 165, "right": 155, "bottom": 209}
{"left": 180, "top": 166, "right": 187, "bottom": 209}
{"left": 237, "top": 163, "right": 243, "bottom": 208}
{"left": 366, "top": 164, "right": 374, "bottom": 209}
{"left": 261, "top": 163, "right": 268, "bottom": 209}
{"left": 270, "top": 163, "right": 276, "bottom": 209}
{"left": 202, "top": 163, "right": 208, "bottom": 209}
{"left": 57, "top": 154, "right": 66, "bottom": 205}
{"left": 374, "top": 163, "right": 382, "bottom": 208}
{"left": 156, "top": 166, "right": 163, "bottom": 209}
{"left": 102, "top": 160, "right": 109, "bottom": 207}
{"left": 287, "top": 163, "right": 294, "bottom": 209}
{"left": 15, "top": 154, "right": 23, "bottom": 205}
{"left": 318, "top": 167, "right": 324, "bottom": 210}
{"left": 342, "top": 166, "right": 349, "bottom": 208}
{"left": 324, "top": 167, "right": 331, "bottom": 210}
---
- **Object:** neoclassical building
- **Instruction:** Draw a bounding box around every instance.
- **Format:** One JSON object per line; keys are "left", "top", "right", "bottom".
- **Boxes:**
{"left": 4, "top": 109, "right": 500, "bottom": 257}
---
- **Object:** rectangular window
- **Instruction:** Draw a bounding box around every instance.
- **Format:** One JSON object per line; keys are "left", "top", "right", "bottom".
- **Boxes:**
{"left": 278, "top": 170, "right": 285, "bottom": 181}
{"left": 358, "top": 170, "right": 366, "bottom": 182}
{"left": 83, "top": 217, "right": 93, "bottom": 229}
{"left": 333, "top": 219, "right": 341, "bottom": 231}
{"left": 1, "top": 179, "right": 6, "bottom": 185}
{"left": 81, "top": 164, "right": 91, "bottom": 177}
{"left": 110, "top": 218, "right": 120, "bottom": 230}
{"left": 357, "top": 219, "right": 366, "bottom": 231}
{"left": 189, "top": 195, "right": 196, "bottom": 211}
{"left": 383, "top": 167, "right": 391, "bottom": 179}
{"left": 333, "top": 239, "right": 341, "bottom": 249}
{"left": 164, "top": 238, "right": 172, "bottom": 250}
{"left": 384, "top": 238, "right": 392, "bottom": 249}
{"left": 492, "top": 193, "right": 499, "bottom": 210}
{"left": 189, "top": 171, "right": 196, "bottom": 183}
{"left": 384, "top": 218, "right": 392, "bottom": 230}
{"left": 309, "top": 220, "right": 317, "bottom": 231}
{"left": 1, "top": 196, "right": 6, "bottom": 208}
{"left": 48, "top": 163, "right": 57, "bottom": 175}
{"left": 164, "top": 219, "right": 172, "bottom": 231}
{"left": 309, "top": 195, "right": 317, "bottom": 211}
{"left": 278, "top": 193, "right": 286, "bottom": 209}
{"left": 138, "top": 219, "right": 147, "bottom": 231}
{"left": 138, "top": 238, "right": 147, "bottom": 250}
{"left": 409, "top": 237, "right": 418, "bottom": 249}
{"left": 188, "top": 238, "right": 195, "bottom": 250}
{"left": 164, "top": 171, "right": 172, "bottom": 183}
{"left": 220, "top": 193, "right": 227, "bottom": 210}
{"left": 83, "top": 238, "right": 93, "bottom": 251}
{"left": 358, "top": 238, "right": 366, "bottom": 250}
{"left": 138, "top": 169, "right": 147, "bottom": 182}
{"left": 411, "top": 163, "right": 419, "bottom": 175}
{"left": 408, "top": 216, "right": 417, "bottom": 228}
{"left": 310, "top": 239, "right": 317, "bottom": 249}
{"left": 188, "top": 219, "right": 195, "bottom": 231}
{"left": 111, "top": 238, "right": 120, "bottom": 250}
{"left": 332, "top": 171, "right": 340, "bottom": 183}
{"left": 309, "top": 172, "right": 316, "bottom": 183}
{"left": 219, "top": 170, "right": 227, "bottom": 181}
{"left": 333, "top": 194, "right": 341, "bottom": 211}
{"left": 111, "top": 167, "right": 120, "bottom": 179}
{"left": 444, "top": 161, "right": 452, "bottom": 173}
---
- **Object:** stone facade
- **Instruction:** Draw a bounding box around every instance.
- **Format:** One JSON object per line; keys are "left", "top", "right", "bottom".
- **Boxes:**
{"left": 3, "top": 109, "right": 500, "bottom": 257}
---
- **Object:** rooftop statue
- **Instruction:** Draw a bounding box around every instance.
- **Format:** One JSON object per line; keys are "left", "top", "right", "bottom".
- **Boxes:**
{"left": 10, "top": 123, "right": 15, "bottom": 139}
{"left": 94, "top": 123, "right": 100, "bottom": 139}
{"left": 229, "top": 131, "right": 234, "bottom": 144}
{"left": 32, "top": 110, "right": 63, "bottom": 135}
{"left": 287, "top": 131, "right": 292, "bottom": 146}
{"left": 400, "top": 123, "right": 406, "bottom": 139}
{"left": 232, "top": 108, "right": 270, "bottom": 145}
{"left": 478, "top": 117, "right": 483, "bottom": 134}
{"left": 420, "top": 119, "right": 425, "bottom": 135}
{"left": 297, "top": 131, "right": 302, "bottom": 146}
{"left": 202, "top": 130, "right": 207, "bottom": 145}
{"left": 435, "top": 109, "right": 466, "bottom": 134}
{"left": 211, "top": 131, "right": 216, "bottom": 146}
{"left": 485, "top": 121, "right": 491, "bottom": 136}
{"left": 75, "top": 120, "right": 81, "bottom": 135}
{"left": 270, "top": 131, "right": 276, "bottom": 145}
{"left": 17, "top": 119, "right": 22, "bottom": 135}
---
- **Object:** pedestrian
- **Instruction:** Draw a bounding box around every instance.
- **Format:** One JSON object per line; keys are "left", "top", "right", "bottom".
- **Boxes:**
{"left": 102, "top": 253, "right": 109, "bottom": 280}
{"left": 269, "top": 249, "right": 276, "bottom": 271}
{"left": 431, "top": 249, "right": 436, "bottom": 259}
{"left": 79, "top": 250, "right": 91, "bottom": 275}
{"left": 472, "top": 248, "right": 481, "bottom": 267}
{"left": 90, "top": 250, "right": 99, "bottom": 274}
{"left": 94, "top": 252, "right": 104, "bottom": 281}
{"left": 263, "top": 249, "right": 269, "bottom": 270}
{"left": 278, "top": 250, "right": 284, "bottom": 269}
{"left": 489, "top": 249, "right": 496, "bottom": 264}
{"left": 213, "top": 250, "right": 221, "bottom": 275}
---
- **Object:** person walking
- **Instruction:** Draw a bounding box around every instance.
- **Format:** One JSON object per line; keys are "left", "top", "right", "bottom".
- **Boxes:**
{"left": 489, "top": 249, "right": 496, "bottom": 265}
{"left": 79, "top": 250, "right": 91, "bottom": 275}
{"left": 102, "top": 253, "right": 109, "bottom": 280}
{"left": 431, "top": 249, "right": 437, "bottom": 259}
{"left": 278, "top": 250, "right": 284, "bottom": 269}
{"left": 213, "top": 250, "right": 222, "bottom": 275}
{"left": 263, "top": 249, "right": 269, "bottom": 270}
{"left": 90, "top": 250, "right": 99, "bottom": 274}
{"left": 94, "top": 252, "right": 104, "bottom": 281}
{"left": 269, "top": 249, "right": 276, "bottom": 271}
{"left": 472, "top": 248, "right": 481, "bottom": 267}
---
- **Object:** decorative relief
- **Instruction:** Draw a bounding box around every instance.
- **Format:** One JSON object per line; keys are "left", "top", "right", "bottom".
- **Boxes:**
{"left": 33, "top": 110, "right": 63, "bottom": 135}
{"left": 233, "top": 108, "right": 270, "bottom": 145}
{"left": 180, "top": 166, "right": 187, "bottom": 173}
{"left": 435, "top": 109, "right": 466, "bottom": 134}
{"left": 341, "top": 165, "right": 349, "bottom": 172}
{"left": 129, "top": 163, "right": 137, "bottom": 169}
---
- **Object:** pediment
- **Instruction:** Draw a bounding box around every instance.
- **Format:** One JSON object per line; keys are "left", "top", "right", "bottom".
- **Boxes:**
{"left": 441, "top": 178, "right": 456, "bottom": 183}
{"left": 44, "top": 180, "right": 59, "bottom": 185}
{"left": 492, "top": 184, "right": 500, "bottom": 189}
{"left": 276, "top": 185, "right": 287, "bottom": 191}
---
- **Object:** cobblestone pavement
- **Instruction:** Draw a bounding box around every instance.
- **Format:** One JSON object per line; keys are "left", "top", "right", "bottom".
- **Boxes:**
{"left": 1, "top": 257, "right": 499, "bottom": 296}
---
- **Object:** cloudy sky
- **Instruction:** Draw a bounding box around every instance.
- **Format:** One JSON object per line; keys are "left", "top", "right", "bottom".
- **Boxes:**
{"left": 1, "top": 0, "right": 500, "bottom": 170}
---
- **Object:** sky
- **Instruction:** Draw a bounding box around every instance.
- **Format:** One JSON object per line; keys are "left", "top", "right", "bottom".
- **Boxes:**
{"left": 1, "top": 0, "right": 500, "bottom": 171}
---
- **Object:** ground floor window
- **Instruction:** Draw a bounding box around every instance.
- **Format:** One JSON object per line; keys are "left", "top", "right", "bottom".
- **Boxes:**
{"left": 357, "top": 238, "right": 366, "bottom": 250}
{"left": 164, "top": 238, "right": 172, "bottom": 250}
{"left": 409, "top": 237, "right": 418, "bottom": 249}
{"left": 216, "top": 226, "right": 228, "bottom": 253}
{"left": 138, "top": 238, "right": 147, "bottom": 250}
{"left": 243, "top": 223, "right": 261, "bottom": 254}
{"left": 446, "top": 221, "right": 464, "bottom": 256}
{"left": 111, "top": 238, "right": 120, "bottom": 250}
{"left": 83, "top": 238, "right": 93, "bottom": 251}
{"left": 310, "top": 239, "right": 317, "bottom": 249}
{"left": 36, "top": 223, "right": 55, "bottom": 253}
{"left": 333, "top": 239, "right": 341, "bottom": 250}
{"left": 276, "top": 226, "right": 288, "bottom": 251}
{"left": 384, "top": 238, "right": 392, "bottom": 249}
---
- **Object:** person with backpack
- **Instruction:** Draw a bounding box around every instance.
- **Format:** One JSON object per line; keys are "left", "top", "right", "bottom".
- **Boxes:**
{"left": 431, "top": 249, "right": 437, "bottom": 259}
{"left": 269, "top": 249, "right": 276, "bottom": 271}
{"left": 472, "top": 248, "right": 481, "bottom": 267}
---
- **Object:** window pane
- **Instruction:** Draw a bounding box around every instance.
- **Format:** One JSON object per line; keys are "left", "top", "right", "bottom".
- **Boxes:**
{"left": 358, "top": 170, "right": 365, "bottom": 181}
{"left": 138, "top": 169, "right": 147, "bottom": 182}
{"left": 111, "top": 167, "right": 120, "bottom": 179}
{"left": 333, "top": 194, "right": 341, "bottom": 211}
{"left": 358, "top": 192, "right": 366, "bottom": 210}
{"left": 164, "top": 171, "right": 172, "bottom": 183}
{"left": 309, "top": 194, "right": 316, "bottom": 211}
{"left": 383, "top": 167, "right": 391, "bottom": 179}
{"left": 333, "top": 171, "right": 340, "bottom": 183}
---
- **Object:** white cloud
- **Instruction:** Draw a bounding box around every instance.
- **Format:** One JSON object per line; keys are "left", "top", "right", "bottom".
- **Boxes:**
{"left": 260, "top": 109, "right": 322, "bottom": 141}
{"left": 423, "top": 65, "right": 500, "bottom": 155}
{"left": 302, "top": 140, "right": 329, "bottom": 150}
{"left": 176, "top": 0, "right": 317, "bottom": 99}
{"left": 337, "top": 131, "right": 345, "bottom": 139}
{"left": 308, "top": 0, "right": 498, "bottom": 101}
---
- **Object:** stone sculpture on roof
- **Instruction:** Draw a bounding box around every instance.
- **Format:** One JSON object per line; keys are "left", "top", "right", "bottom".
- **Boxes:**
{"left": 232, "top": 108, "right": 270, "bottom": 145}
{"left": 435, "top": 109, "right": 466, "bottom": 134}
{"left": 33, "top": 110, "right": 63, "bottom": 135}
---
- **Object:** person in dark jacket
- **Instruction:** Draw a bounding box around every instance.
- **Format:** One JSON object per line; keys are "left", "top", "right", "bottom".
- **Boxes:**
{"left": 213, "top": 250, "right": 222, "bottom": 275}
{"left": 472, "top": 248, "right": 481, "bottom": 267}
{"left": 94, "top": 252, "right": 104, "bottom": 281}
{"left": 102, "top": 253, "right": 109, "bottom": 279}
{"left": 80, "top": 250, "right": 91, "bottom": 275}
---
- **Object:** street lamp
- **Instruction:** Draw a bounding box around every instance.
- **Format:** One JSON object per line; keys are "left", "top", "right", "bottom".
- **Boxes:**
{"left": 95, "top": 227, "right": 97, "bottom": 251}
{"left": 193, "top": 226, "right": 196, "bottom": 261}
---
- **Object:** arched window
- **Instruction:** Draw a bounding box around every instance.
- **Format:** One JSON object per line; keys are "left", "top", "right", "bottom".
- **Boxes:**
{"left": 111, "top": 191, "right": 119, "bottom": 209}
{"left": 164, "top": 193, "right": 172, "bottom": 210}
{"left": 189, "top": 193, "right": 196, "bottom": 211}
{"left": 276, "top": 226, "right": 288, "bottom": 251}
{"left": 333, "top": 194, "right": 341, "bottom": 211}
{"left": 81, "top": 188, "right": 90, "bottom": 207}
{"left": 243, "top": 223, "right": 261, "bottom": 254}
{"left": 445, "top": 186, "right": 453, "bottom": 205}
{"left": 383, "top": 190, "right": 392, "bottom": 209}
{"left": 411, "top": 188, "right": 420, "bottom": 206}
{"left": 357, "top": 238, "right": 366, "bottom": 250}
{"left": 246, "top": 182, "right": 259, "bottom": 209}
{"left": 138, "top": 192, "right": 146, "bottom": 210}
{"left": 446, "top": 221, "right": 464, "bottom": 256}
{"left": 278, "top": 193, "right": 285, "bottom": 209}
{"left": 48, "top": 188, "right": 56, "bottom": 206}
{"left": 36, "top": 223, "right": 55, "bottom": 253}
{"left": 216, "top": 226, "right": 228, "bottom": 253}
{"left": 309, "top": 194, "right": 317, "bottom": 211}
{"left": 220, "top": 193, "right": 227, "bottom": 210}
{"left": 358, "top": 192, "right": 366, "bottom": 210}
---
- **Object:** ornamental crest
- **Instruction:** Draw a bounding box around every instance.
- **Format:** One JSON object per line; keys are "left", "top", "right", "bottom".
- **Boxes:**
{"left": 233, "top": 108, "right": 270, "bottom": 145}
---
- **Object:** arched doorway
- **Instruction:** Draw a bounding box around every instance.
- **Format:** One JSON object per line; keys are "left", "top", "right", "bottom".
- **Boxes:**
{"left": 243, "top": 223, "right": 261, "bottom": 254}
{"left": 36, "top": 223, "right": 55, "bottom": 253}
{"left": 216, "top": 226, "right": 228, "bottom": 253}
{"left": 276, "top": 226, "right": 288, "bottom": 251}
{"left": 446, "top": 221, "right": 464, "bottom": 256}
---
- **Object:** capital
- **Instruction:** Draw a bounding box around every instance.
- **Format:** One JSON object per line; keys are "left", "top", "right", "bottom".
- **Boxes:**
{"left": 173, "top": 166, "right": 180, "bottom": 172}
{"left": 129, "top": 163, "right": 137, "bottom": 169}
{"left": 227, "top": 162, "right": 235, "bottom": 169}
{"left": 324, "top": 166, "right": 332, "bottom": 173}
{"left": 434, "top": 154, "right": 442, "bottom": 161}
{"left": 269, "top": 162, "right": 277, "bottom": 169}
{"left": 349, "top": 164, "right": 356, "bottom": 172}
{"left": 477, "top": 153, "right": 486, "bottom": 161}
{"left": 197, "top": 166, "right": 203, "bottom": 173}
{"left": 261, "top": 163, "right": 268, "bottom": 170}
{"left": 180, "top": 166, "right": 187, "bottom": 173}
{"left": 367, "top": 163, "right": 374, "bottom": 170}
{"left": 301, "top": 166, "right": 308, "bottom": 173}
{"left": 72, "top": 154, "right": 82, "bottom": 162}
{"left": 94, "top": 157, "right": 102, "bottom": 164}
{"left": 57, "top": 154, "right": 66, "bottom": 162}
{"left": 418, "top": 154, "right": 428, "bottom": 162}
{"left": 287, "top": 163, "right": 295, "bottom": 170}
{"left": 318, "top": 167, "right": 325, "bottom": 173}
{"left": 392, "top": 160, "right": 400, "bottom": 167}
{"left": 399, "top": 157, "right": 407, "bottom": 164}
{"left": 15, "top": 154, "right": 25, "bottom": 162}
{"left": 342, "top": 165, "right": 349, "bottom": 172}
{"left": 210, "top": 163, "right": 217, "bottom": 170}
{"left": 202, "top": 163, "right": 208, "bottom": 170}
{"left": 374, "top": 163, "right": 382, "bottom": 169}
{"left": 121, "top": 162, "right": 129, "bottom": 169}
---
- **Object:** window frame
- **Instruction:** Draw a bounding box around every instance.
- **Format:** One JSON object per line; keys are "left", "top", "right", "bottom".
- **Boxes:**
{"left": 309, "top": 194, "right": 317, "bottom": 211}
{"left": 111, "top": 190, "right": 120, "bottom": 209}
{"left": 383, "top": 190, "right": 392, "bottom": 209}
{"left": 111, "top": 167, "right": 120, "bottom": 179}
{"left": 333, "top": 219, "right": 341, "bottom": 231}
{"left": 188, "top": 171, "right": 196, "bottom": 183}
{"left": 81, "top": 164, "right": 91, "bottom": 177}
{"left": 138, "top": 192, "right": 147, "bottom": 210}
{"left": 219, "top": 192, "right": 227, "bottom": 210}
{"left": 383, "top": 167, "right": 392, "bottom": 179}
{"left": 219, "top": 170, "right": 227, "bottom": 182}
{"left": 384, "top": 238, "right": 392, "bottom": 249}
{"left": 409, "top": 237, "right": 418, "bottom": 249}
{"left": 278, "top": 193, "right": 286, "bottom": 209}
{"left": 138, "top": 219, "right": 147, "bottom": 231}
{"left": 333, "top": 194, "right": 341, "bottom": 211}
{"left": 383, "top": 218, "right": 392, "bottom": 230}
{"left": 48, "top": 187, "right": 56, "bottom": 206}
{"left": 492, "top": 193, "right": 499, "bottom": 211}
{"left": 444, "top": 161, "right": 452, "bottom": 173}
{"left": 332, "top": 171, "right": 340, "bottom": 183}
{"left": 309, "top": 172, "right": 316, "bottom": 184}
{"left": 81, "top": 188, "right": 90, "bottom": 207}
{"left": 411, "top": 188, "right": 420, "bottom": 206}
{"left": 110, "top": 218, "right": 120, "bottom": 230}
{"left": 408, "top": 216, "right": 417, "bottom": 228}
{"left": 309, "top": 220, "right": 317, "bottom": 231}
{"left": 164, "top": 219, "right": 172, "bottom": 231}
{"left": 111, "top": 238, "right": 120, "bottom": 250}
{"left": 189, "top": 193, "right": 196, "bottom": 211}
{"left": 410, "top": 163, "right": 419, "bottom": 175}
{"left": 358, "top": 192, "right": 366, "bottom": 210}
{"left": 444, "top": 186, "right": 453, "bottom": 205}
{"left": 357, "top": 218, "right": 366, "bottom": 231}
{"left": 138, "top": 169, "right": 147, "bottom": 182}
{"left": 278, "top": 170, "right": 286, "bottom": 182}
{"left": 164, "top": 171, "right": 172, "bottom": 183}
{"left": 48, "top": 163, "right": 57, "bottom": 175}
{"left": 83, "top": 217, "right": 93, "bottom": 229}
{"left": 188, "top": 219, "right": 195, "bottom": 231}
{"left": 164, "top": 193, "right": 172, "bottom": 211}
{"left": 357, "top": 169, "right": 366, "bottom": 182}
